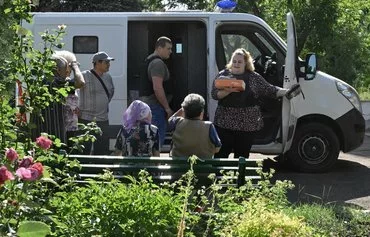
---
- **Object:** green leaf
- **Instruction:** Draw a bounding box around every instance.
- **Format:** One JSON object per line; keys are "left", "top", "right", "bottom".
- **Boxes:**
{"left": 54, "top": 138, "right": 62, "bottom": 147}
{"left": 18, "top": 221, "right": 51, "bottom": 237}
{"left": 40, "top": 177, "right": 59, "bottom": 187}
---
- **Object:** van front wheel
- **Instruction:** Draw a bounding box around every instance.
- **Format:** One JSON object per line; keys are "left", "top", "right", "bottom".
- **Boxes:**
{"left": 287, "top": 123, "right": 340, "bottom": 172}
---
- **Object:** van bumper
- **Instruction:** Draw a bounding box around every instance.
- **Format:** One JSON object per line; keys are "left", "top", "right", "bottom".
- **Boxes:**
{"left": 336, "top": 108, "right": 365, "bottom": 152}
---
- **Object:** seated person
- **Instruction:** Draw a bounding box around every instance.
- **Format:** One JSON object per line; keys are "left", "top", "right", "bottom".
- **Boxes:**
{"left": 168, "top": 93, "right": 221, "bottom": 159}
{"left": 114, "top": 100, "right": 160, "bottom": 156}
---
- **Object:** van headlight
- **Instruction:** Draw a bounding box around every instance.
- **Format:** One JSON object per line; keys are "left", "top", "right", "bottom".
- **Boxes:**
{"left": 336, "top": 81, "right": 362, "bottom": 113}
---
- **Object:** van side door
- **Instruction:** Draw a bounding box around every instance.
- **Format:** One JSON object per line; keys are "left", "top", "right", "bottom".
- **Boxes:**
{"left": 282, "top": 12, "right": 299, "bottom": 153}
{"left": 214, "top": 20, "right": 287, "bottom": 147}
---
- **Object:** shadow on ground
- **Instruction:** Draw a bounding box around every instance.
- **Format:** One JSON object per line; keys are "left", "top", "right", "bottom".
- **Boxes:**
{"left": 263, "top": 158, "right": 370, "bottom": 209}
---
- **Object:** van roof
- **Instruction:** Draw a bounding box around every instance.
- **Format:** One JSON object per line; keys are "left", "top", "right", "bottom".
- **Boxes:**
{"left": 29, "top": 11, "right": 283, "bottom": 46}
{"left": 31, "top": 11, "right": 264, "bottom": 23}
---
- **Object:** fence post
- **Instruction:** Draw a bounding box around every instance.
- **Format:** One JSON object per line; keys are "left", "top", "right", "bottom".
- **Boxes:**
{"left": 237, "top": 157, "right": 246, "bottom": 187}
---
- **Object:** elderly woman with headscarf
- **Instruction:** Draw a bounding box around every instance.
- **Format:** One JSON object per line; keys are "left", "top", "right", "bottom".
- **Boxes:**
{"left": 114, "top": 100, "right": 160, "bottom": 156}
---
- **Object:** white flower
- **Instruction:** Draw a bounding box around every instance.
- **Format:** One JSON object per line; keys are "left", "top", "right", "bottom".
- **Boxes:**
{"left": 58, "top": 24, "right": 67, "bottom": 30}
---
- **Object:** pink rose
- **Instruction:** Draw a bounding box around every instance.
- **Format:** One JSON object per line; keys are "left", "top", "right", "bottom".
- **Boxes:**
{"left": 36, "top": 136, "right": 52, "bottom": 150}
{"left": 16, "top": 162, "right": 44, "bottom": 181}
{"left": 16, "top": 167, "right": 41, "bottom": 181}
{"left": 0, "top": 166, "right": 15, "bottom": 185}
{"left": 28, "top": 167, "right": 42, "bottom": 180}
{"left": 18, "top": 156, "right": 34, "bottom": 168}
{"left": 5, "top": 148, "right": 18, "bottom": 162}
{"left": 31, "top": 162, "right": 44, "bottom": 175}
{"left": 16, "top": 167, "right": 32, "bottom": 180}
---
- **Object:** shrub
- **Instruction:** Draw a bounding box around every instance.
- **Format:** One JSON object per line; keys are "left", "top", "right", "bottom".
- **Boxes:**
{"left": 218, "top": 197, "right": 315, "bottom": 237}
{"left": 49, "top": 172, "right": 183, "bottom": 236}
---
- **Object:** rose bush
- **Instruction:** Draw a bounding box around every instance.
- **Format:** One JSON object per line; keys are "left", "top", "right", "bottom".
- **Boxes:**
{"left": 36, "top": 136, "right": 53, "bottom": 150}
{"left": 5, "top": 148, "right": 18, "bottom": 162}
{"left": 0, "top": 166, "right": 15, "bottom": 185}
{"left": 0, "top": 135, "right": 57, "bottom": 236}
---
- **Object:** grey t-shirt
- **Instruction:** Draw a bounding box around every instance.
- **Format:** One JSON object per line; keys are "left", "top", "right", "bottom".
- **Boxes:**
{"left": 79, "top": 70, "right": 114, "bottom": 121}
{"left": 141, "top": 54, "right": 172, "bottom": 105}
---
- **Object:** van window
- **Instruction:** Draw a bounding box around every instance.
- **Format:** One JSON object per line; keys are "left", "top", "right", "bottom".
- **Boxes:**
{"left": 221, "top": 34, "right": 260, "bottom": 63}
{"left": 215, "top": 23, "right": 284, "bottom": 86}
{"left": 73, "top": 36, "right": 98, "bottom": 54}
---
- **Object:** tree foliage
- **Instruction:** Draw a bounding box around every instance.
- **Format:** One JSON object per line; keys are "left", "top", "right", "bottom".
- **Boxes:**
{"left": 162, "top": 0, "right": 370, "bottom": 86}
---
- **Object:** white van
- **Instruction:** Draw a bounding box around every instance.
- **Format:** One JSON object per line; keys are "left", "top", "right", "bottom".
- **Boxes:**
{"left": 24, "top": 11, "right": 365, "bottom": 172}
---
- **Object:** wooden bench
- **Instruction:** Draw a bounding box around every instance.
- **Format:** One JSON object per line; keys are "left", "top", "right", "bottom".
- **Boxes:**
{"left": 68, "top": 155, "right": 263, "bottom": 187}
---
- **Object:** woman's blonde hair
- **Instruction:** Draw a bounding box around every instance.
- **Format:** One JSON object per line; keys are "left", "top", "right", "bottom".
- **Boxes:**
{"left": 226, "top": 48, "right": 255, "bottom": 72}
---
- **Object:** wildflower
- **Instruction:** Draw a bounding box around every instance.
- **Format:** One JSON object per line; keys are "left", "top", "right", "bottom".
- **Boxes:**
{"left": 19, "top": 156, "right": 34, "bottom": 168}
{"left": 36, "top": 136, "right": 53, "bottom": 150}
{"left": 58, "top": 24, "right": 66, "bottom": 30}
{"left": 5, "top": 148, "right": 19, "bottom": 162}
{"left": 0, "top": 166, "right": 15, "bottom": 185}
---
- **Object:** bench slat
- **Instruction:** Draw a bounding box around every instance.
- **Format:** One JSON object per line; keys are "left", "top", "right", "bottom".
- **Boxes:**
{"left": 67, "top": 155, "right": 263, "bottom": 187}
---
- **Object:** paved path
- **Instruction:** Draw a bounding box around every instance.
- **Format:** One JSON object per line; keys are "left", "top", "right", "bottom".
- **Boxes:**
{"left": 264, "top": 133, "right": 370, "bottom": 210}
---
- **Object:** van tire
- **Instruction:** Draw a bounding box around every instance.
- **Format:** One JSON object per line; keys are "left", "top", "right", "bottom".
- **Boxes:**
{"left": 287, "top": 122, "right": 340, "bottom": 172}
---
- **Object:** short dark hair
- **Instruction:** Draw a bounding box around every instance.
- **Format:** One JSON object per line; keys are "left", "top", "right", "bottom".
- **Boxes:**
{"left": 181, "top": 93, "right": 205, "bottom": 119}
{"left": 155, "top": 36, "right": 172, "bottom": 49}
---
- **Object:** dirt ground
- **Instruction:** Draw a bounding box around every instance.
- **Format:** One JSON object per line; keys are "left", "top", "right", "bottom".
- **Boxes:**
{"left": 264, "top": 133, "right": 370, "bottom": 210}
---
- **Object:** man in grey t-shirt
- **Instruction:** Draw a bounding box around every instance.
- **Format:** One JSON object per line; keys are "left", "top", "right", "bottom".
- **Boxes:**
{"left": 140, "top": 36, "right": 173, "bottom": 146}
{"left": 79, "top": 51, "right": 115, "bottom": 155}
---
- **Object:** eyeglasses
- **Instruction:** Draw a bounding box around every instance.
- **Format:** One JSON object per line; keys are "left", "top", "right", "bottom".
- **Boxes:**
{"left": 99, "top": 60, "right": 110, "bottom": 64}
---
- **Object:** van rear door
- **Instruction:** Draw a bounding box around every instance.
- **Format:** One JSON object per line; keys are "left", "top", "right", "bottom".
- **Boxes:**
{"left": 282, "top": 12, "right": 299, "bottom": 153}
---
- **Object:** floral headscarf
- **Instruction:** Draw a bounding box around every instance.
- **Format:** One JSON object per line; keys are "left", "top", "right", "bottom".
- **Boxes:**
{"left": 122, "top": 100, "right": 151, "bottom": 132}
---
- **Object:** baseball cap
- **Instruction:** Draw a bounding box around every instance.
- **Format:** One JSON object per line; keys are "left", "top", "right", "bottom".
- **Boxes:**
{"left": 92, "top": 51, "right": 115, "bottom": 63}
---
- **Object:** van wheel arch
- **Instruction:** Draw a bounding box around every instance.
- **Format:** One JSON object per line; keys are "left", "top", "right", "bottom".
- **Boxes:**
{"left": 287, "top": 119, "right": 341, "bottom": 173}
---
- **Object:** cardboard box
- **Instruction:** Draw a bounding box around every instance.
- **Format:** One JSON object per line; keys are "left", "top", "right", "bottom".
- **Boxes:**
{"left": 215, "top": 79, "right": 245, "bottom": 91}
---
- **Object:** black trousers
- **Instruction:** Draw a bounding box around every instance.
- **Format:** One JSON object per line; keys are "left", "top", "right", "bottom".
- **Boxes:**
{"left": 78, "top": 118, "right": 110, "bottom": 155}
{"left": 214, "top": 126, "right": 255, "bottom": 159}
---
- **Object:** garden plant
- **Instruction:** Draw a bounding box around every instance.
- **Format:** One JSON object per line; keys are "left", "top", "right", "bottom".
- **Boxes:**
{"left": 0, "top": 0, "right": 369, "bottom": 236}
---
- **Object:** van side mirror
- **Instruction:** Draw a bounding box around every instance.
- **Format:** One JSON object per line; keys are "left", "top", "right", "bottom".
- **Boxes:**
{"left": 305, "top": 53, "right": 317, "bottom": 80}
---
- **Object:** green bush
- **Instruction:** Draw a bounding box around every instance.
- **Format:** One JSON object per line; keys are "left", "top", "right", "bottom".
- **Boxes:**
{"left": 218, "top": 197, "right": 315, "bottom": 237}
{"left": 49, "top": 172, "right": 183, "bottom": 236}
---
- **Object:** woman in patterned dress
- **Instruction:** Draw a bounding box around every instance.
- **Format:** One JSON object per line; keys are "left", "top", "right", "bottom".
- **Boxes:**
{"left": 114, "top": 100, "right": 160, "bottom": 156}
{"left": 211, "top": 48, "right": 288, "bottom": 158}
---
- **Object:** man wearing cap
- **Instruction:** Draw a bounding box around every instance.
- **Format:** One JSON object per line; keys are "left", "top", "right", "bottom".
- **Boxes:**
{"left": 79, "top": 51, "right": 115, "bottom": 155}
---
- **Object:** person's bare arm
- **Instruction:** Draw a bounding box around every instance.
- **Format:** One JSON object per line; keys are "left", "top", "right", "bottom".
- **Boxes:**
{"left": 216, "top": 87, "right": 240, "bottom": 99}
{"left": 168, "top": 108, "right": 184, "bottom": 121}
{"left": 71, "top": 61, "right": 85, "bottom": 88}
{"left": 152, "top": 76, "right": 173, "bottom": 117}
